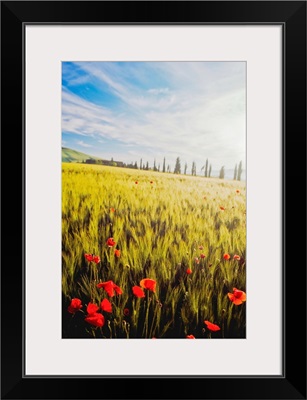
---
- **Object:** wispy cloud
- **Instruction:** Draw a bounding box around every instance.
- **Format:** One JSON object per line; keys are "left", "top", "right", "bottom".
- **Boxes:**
{"left": 62, "top": 62, "right": 246, "bottom": 170}
{"left": 77, "top": 140, "right": 92, "bottom": 148}
{"left": 147, "top": 87, "right": 170, "bottom": 95}
{"left": 62, "top": 89, "right": 113, "bottom": 136}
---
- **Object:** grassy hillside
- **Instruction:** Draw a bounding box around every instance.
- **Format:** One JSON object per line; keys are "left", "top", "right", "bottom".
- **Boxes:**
{"left": 62, "top": 147, "right": 100, "bottom": 163}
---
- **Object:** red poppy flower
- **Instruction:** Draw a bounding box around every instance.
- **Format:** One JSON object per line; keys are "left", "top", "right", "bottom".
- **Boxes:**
{"left": 135, "top": 181, "right": 138, "bottom": 184}
{"left": 85, "top": 253, "right": 100, "bottom": 263}
{"left": 114, "top": 249, "right": 121, "bottom": 258}
{"left": 110, "top": 207, "right": 115, "bottom": 213}
{"left": 204, "top": 320, "right": 221, "bottom": 332}
{"left": 186, "top": 268, "right": 192, "bottom": 275}
{"left": 114, "top": 283, "right": 123, "bottom": 295}
{"left": 97, "top": 280, "right": 122, "bottom": 297}
{"left": 84, "top": 253, "right": 94, "bottom": 262}
{"left": 223, "top": 253, "right": 231, "bottom": 260}
{"left": 132, "top": 286, "right": 145, "bottom": 298}
{"left": 228, "top": 288, "right": 246, "bottom": 305}
{"left": 186, "top": 335, "right": 195, "bottom": 339}
{"left": 220, "top": 206, "right": 225, "bottom": 211}
{"left": 123, "top": 308, "right": 130, "bottom": 316}
{"left": 85, "top": 312, "right": 105, "bottom": 328}
{"left": 93, "top": 255, "right": 101, "bottom": 263}
{"left": 140, "top": 278, "right": 156, "bottom": 292}
{"left": 101, "top": 298, "right": 112, "bottom": 313}
{"left": 233, "top": 254, "right": 241, "bottom": 260}
{"left": 200, "top": 253, "right": 206, "bottom": 259}
{"left": 106, "top": 237, "right": 116, "bottom": 247}
{"left": 199, "top": 245, "right": 204, "bottom": 250}
{"left": 68, "top": 298, "right": 82, "bottom": 314}
{"left": 97, "top": 281, "right": 113, "bottom": 295}
{"left": 87, "top": 302, "right": 99, "bottom": 315}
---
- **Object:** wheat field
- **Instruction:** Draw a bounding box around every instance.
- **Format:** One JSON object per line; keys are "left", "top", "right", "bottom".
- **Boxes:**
{"left": 62, "top": 163, "right": 246, "bottom": 339}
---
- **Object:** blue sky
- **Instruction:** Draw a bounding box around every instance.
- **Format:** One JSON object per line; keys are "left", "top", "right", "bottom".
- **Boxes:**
{"left": 62, "top": 61, "right": 246, "bottom": 174}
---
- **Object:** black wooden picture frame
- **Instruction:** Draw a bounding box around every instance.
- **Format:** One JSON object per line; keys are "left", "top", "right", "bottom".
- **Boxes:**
{"left": 1, "top": 1, "right": 306, "bottom": 399}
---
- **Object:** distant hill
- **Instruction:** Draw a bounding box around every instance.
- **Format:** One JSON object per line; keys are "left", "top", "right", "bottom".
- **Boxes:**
{"left": 62, "top": 147, "right": 100, "bottom": 163}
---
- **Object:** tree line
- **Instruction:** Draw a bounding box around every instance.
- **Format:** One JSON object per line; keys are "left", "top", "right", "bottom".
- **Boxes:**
{"left": 83, "top": 156, "right": 244, "bottom": 181}
{"left": 174, "top": 157, "right": 243, "bottom": 181}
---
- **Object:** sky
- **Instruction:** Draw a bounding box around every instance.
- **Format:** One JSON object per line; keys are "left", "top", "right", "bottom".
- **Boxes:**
{"left": 62, "top": 61, "right": 246, "bottom": 175}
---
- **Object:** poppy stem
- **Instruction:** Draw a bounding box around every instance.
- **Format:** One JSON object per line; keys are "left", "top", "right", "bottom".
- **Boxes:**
{"left": 108, "top": 320, "right": 112, "bottom": 338}
{"left": 89, "top": 280, "right": 93, "bottom": 302}
{"left": 143, "top": 290, "right": 150, "bottom": 338}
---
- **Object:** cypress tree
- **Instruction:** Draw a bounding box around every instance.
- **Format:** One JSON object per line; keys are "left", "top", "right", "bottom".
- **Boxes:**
{"left": 205, "top": 158, "right": 208, "bottom": 177}
{"left": 174, "top": 157, "right": 181, "bottom": 174}
{"left": 184, "top": 162, "right": 188, "bottom": 175}
{"left": 219, "top": 166, "right": 225, "bottom": 179}
{"left": 191, "top": 161, "right": 196, "bottom": 176}
{"left": 237, "top": 161, "right": 243, "bottom": 181}
{"left": 233, "top": 164, "right": 238, "bottom": 180}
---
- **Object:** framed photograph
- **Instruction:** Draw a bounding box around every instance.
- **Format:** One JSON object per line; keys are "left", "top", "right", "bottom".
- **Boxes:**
{"left": 60, "top": 58, "right": 248, "bottom": 342}
{"left": 1, "top": 1, "right": 306, "bottom": 399}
